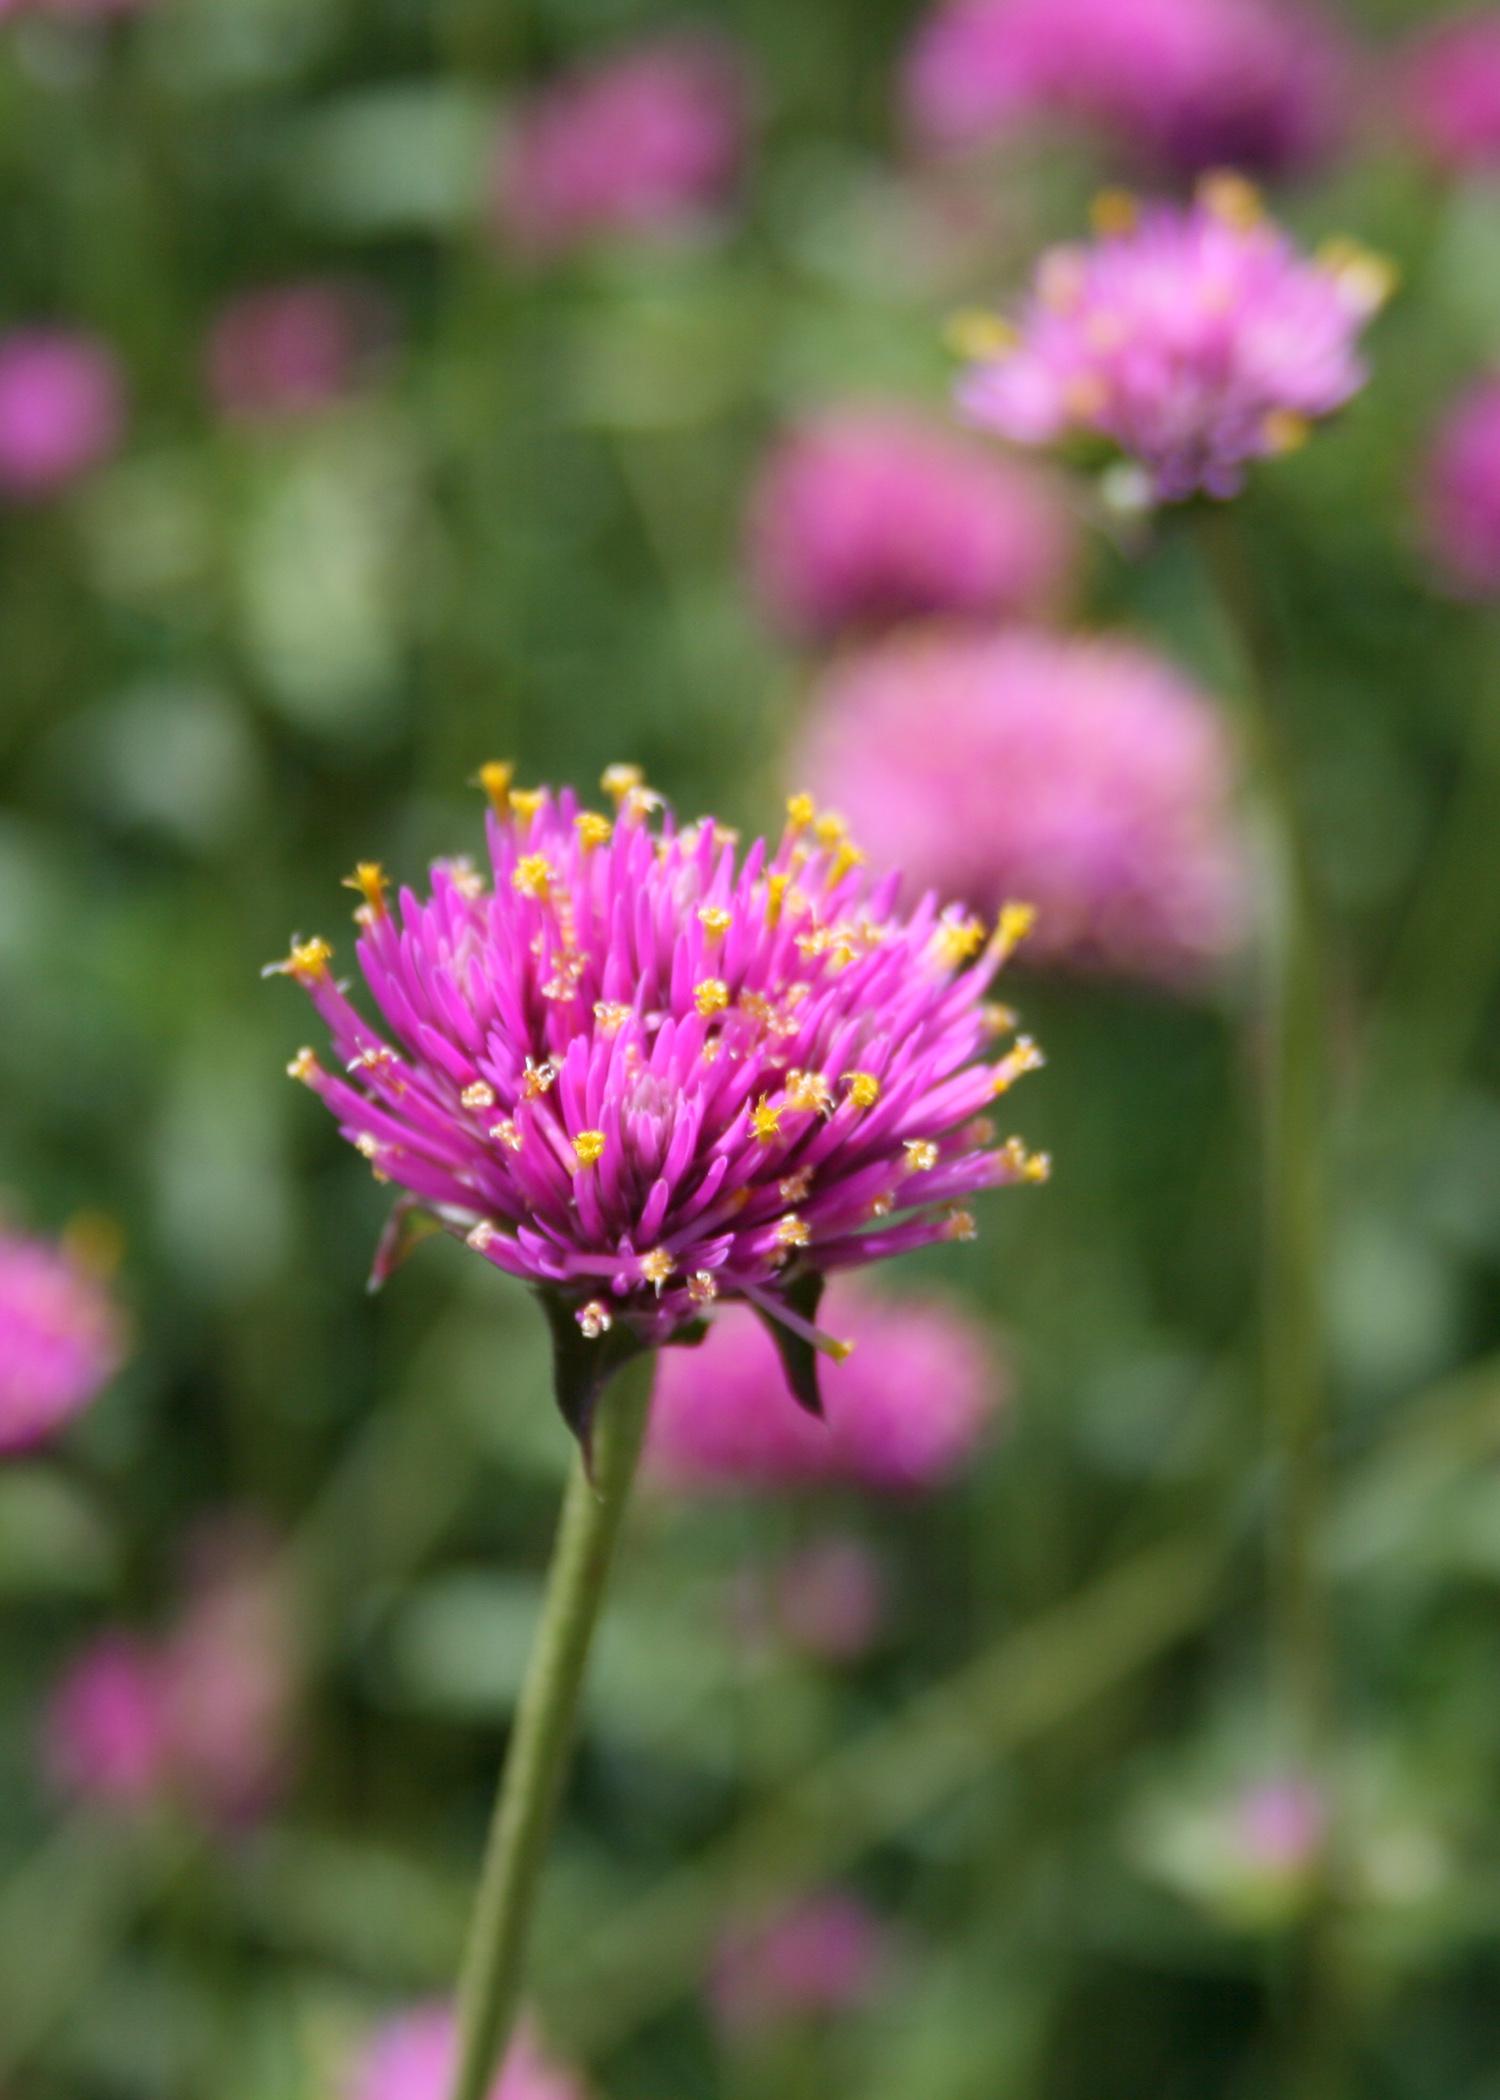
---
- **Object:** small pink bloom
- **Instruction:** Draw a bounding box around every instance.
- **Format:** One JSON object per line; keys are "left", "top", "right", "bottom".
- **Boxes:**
{"left": 348, "top": 2007, "right": 586, "bottom": 2100}
{"left": 0, "top": 1227, "right": 123, "bottom": 1454}
{"left": 711, "top": 1892, "right": 894, "bottom": 2034}
{"left": 0, "top": 331, "right": 125, "bottom": 499}
{"left": 1420, "top": 374, "right": 1500, "bottom": 599}
{"left": 958, "top": 179, "right": 1391, "bottom": 504}
{"left": 647, "top": 1280, "right": 1004, "bottom": 1495}
{"left": 493, "top": 35, "right": 751, "bottom": 258}
{"left": 1235, "top": 1778, "right": 1327, "bottom": 1873}
{"left": 205, "top": 280, "right": 389, "bottom": 424}
{"left": 746, "top": 406, "right": 1077, "bottom": 641}
{"left": 43, "top": 1637, "right": 170, "bottom": 1811}
{"left": 1398, "top": 10, "right": 1500, "bottom": 174}
{"left": 794, "top": 628, "right": 1245, "bottom": 987}
{"left": 902, "top": 0, "right": 1350, "bottom": 177}
{"left": 731, "top": 1534, "right": 891, "bottom": 1662}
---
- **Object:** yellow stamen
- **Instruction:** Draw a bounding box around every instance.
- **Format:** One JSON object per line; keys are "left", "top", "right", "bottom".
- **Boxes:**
{"left": 775, "top": 1213, "right": 810, "bottom": 1249}
{"left": 698, "top": 905, "right": 733, "bottom": 942}
{"left": 522, "top": 1058, "right": 557, "bottom": 1099}
{"left": 512, "top": 854, "right": 553, "bottom": 901}
{"left": 286, "top": 1047, "right": 320, "bottom": 1084}
{"left": 575, "top": 811, "right": 612, "bottom": 852}
{"left": 489, "top": 1120, "right": 522, "bottom": 1150}
{"left": 752, "top": 1098, "right": 784, "bottom": 1145}
{"left": 982, "top": 1001, "right": 1018, "bottom": 1037}
{"left": 601, "top": 763, "right": 645, "bottom": 805}
{"left": 1263, "top": 409, "right": 1311, "bottom": 457}
{"left": 687, "top": 1271, "right": 718, "bottom": 1306}
{"left": 785, "top": 1070, "right": 833, "bottom": 1116}
{"left": 471, "top": 761, "right": 514, "bottom": 812}
{"left": 991, "top": 901, "right": 1037, "bottom": 963}
{"left": 944, "top": 307, "right": 1018, "bottom": 362}
{"left": 1002, "top": 1135, "right": 1052, "bottom": 1184}
{"left": 640, "top": 1247, "right": 675, "bottom": 1291}
{"left": 467, "top": 1220, "right": 497, "bottom": 1252}
{"left": 869, "top": 1191, "right": 894, "bottom": 1219}
{"left": 577, "top": 1300, "right": 612, "bottom": 1338}
{"left": 1317, "top": 236, "right": 1399, "bottom": 314}
{"left": 813, "top": 811, "right": 848, "bottom": 848}
{"left": 941, "top": 1208, "right": 978, "bottom": 1242}
{"left": 779, "top": 1167, "right": 813, "bottom": 1203}
{"left": 842, "top": 1071, "right": 880, "bottom": 1110}
{"left": 905, "top": 1138, "right": 939, "bottom": 1172}
{"left": 694, "top": 978, "right": 730, "bottom": 1018}
{"left": 342, "top": 861, "right": 389, "bottom": 919}
{"left": 460, "top": 1080, "right": 496, "bottom": 1110}
{"left": 508, "top": 788, "right": 546, "bottom": 826}
{"left": 785, "top": 792, "right": 816, "bottom": 833}
{"left": 593, "top": 1001, "right": 631, "bottom": 1035}
{"left": 265, "top": 935, "right": 333, "bottom": 983}
{"left": 936, "top": 915, "right": 987, "bottom": 969}
{"left": 828, "top": 840, "right": 865, "bottom": 886}
{"left": 991, "top": 1036, "right": 1046, "bottom": 1096}
{"left": 572, "top": 1129, "right": 606, "bottom": 1167}
{"left": 1199, "top": 170, "right": 1263, "bottom": 229}
{"left": 1090, "top": 187, "right": 1139, "bottom": 236}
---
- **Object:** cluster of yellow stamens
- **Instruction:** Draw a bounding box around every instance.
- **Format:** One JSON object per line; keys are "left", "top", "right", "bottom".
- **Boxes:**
{"left": 572, "top": 1130, "right": 606, "bottom": 1167}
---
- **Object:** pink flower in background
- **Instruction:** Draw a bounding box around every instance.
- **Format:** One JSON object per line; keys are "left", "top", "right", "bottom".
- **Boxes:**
{"left": 273, "top": 777, "right": 1047, "bottom": 1417}
{"left": 957, "top": 178, "right": 1391, "bottom": 503}
{"left": 746, "top": 406, "right": 1078, "bottom": 641}
{"left": 0, "top": 1226, "right": 123, "bottom": 1454}
{"left": 493, "top": 35, "right": 751, "bottom": 257}
{"left": 1398, "top": 11, "right": 1500, "bottom": 173}
{"left": 902, "top": 0, "right": 1350, "bottom": 178}
{"left": 0, "top": 331, "right": 125, "bottom": 499}
{"left": 205, "top": 279, "right": 388, "bottom": 424}
{"left": 1420, "top": 375, "right": 1500, "bottom": 598}
{"left": 1235, "top": 1777, "right": 1327, "bottom": 1873}
{"left": 765, "top": 1535, "right": 890, "bottom": 1660}
{"left": 348, "top": 2007, "right": 585, "bottom": 2100}
{"left": 794, "top": 629, "right": 1245, "bottom": 986}
{"left": 647, "top": 1280, "right": 1004, "bottom": 1494}
{"left": 43, "top": 1638, "right": 170, "bottom": 1810}
{"left": 711, "top": 1892, "right": 894, "bottom": 2034}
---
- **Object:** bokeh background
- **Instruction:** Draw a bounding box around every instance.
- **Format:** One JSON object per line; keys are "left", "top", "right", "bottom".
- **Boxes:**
{"left": 4, "top": 0, "right": 1500, "bottom": 2094}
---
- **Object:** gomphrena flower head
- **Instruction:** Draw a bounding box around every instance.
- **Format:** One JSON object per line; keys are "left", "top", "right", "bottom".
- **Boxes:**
{"left": 745, "top": 404, "right": 1077, "bottom": 642}
{"left": 491, "top": 34, "right": 751, "bottom": 259}
{"left": 902, "top": 0, "right": 1350, "bottom": 178}
{"left": 42, "top": 1636, "right": 170, "bottom": 1811}
{"left": 0, "top": 1223, "right": 123, "bottom": 1454}
{"left": 957, "top": 177, "right": 1393, "bottom": 504}
{"left": 205, "top": 278, "right": 389, "bottom": 424}
{"left": 794, "top": 628, "right": 1245, "bottom": 987}
{"left": 272, "top": 772, "right": 1046, "bottom": 1437}
{"left": 0, "top": 329, "right": 125, "bottom": 500}
{"left": 347, "top": 2007, "right": 585, "bottom": 2100}
{"left": 1420, "top": 374, "right": 1500, "bottom": 600}
{"left": 1398, "top": 10, "right": 1500, "bottom": 175}
{"left": 710, "top": 1892, "right": 895, "bottom": 2035}
{"left": 646, "top": 1278, "right": 1005, "bottom": 1494}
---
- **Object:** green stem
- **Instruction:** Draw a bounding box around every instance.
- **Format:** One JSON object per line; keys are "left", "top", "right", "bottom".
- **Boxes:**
{"left": 447, "top": 1352, "right": 656, "bottom": 2100}
{"left": 1194, "top": 505, "right": 1330, "bottom": 1760}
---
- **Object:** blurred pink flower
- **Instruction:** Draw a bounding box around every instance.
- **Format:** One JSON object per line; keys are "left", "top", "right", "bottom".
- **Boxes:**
{"left": 731, "top": 1533, "right": 891, "bottom": 1662}
{"left": 0, "top": 1226, "right": 123, "bottom": 1454}
{"left": 205, "top": 279, "right": 388, "bottom": 424}
{"left": 746, "top": 406, "right": 1077, "bottom": 641}
{"left": 1235, "top": 1777, "right": 1327, "bottom": 1873}
{"left": 0, "top": 330, "right": 125, "bottom": 499}
{"left": 794, "top": 628, "right": 1245, "bottom": 986}
{"left": 902, "top": 0, "right": 1350, "bottom": 177}
{"left": 348, "top": 2007, "right": 585, "bottom": 2100}
{"left": 647, "top": 1279, "right": 1004, "bottom": 1494}
{"left": 711, "top": 1892, "right": 894, "bottom": 2034}
{"left": 43, "top": 1637, "right": 170, "bottom": 1810}
{"left": 1421, "top": 375, "right": 1500, "bottom": 599}
{"left": 957, "top": 179, "right": 1390, "bottom": 504}
{"left": 1398, "top": 10, "right": 1500, "bottom": 173}
{"left": 492, "top": 35, "right": 751, "bottom": 258}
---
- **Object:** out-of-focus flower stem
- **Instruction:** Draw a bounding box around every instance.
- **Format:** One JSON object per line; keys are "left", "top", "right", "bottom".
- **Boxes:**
{"left": 447, "top": 1352, "right": 656, "bottom": 2100}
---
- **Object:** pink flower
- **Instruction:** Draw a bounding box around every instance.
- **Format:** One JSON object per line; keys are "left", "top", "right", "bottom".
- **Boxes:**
{"left": 711, "top": 1892, "right": 894, "bottom": 2034}
{"left": 646, "top": 1279, "right": 1004, "bottom": 1494}
{"left": 748, "top": 1535, "right": 891, "bottom": 1660}
{"left": 42, "top": 1637, "right": 170, "bottom": 1810}
{"left": 1235, "top": 1778, "right": 1326, "bottom": 1873}
{"left": 746, "top": 406, "right": 1077, "bottom": 642}
{"left": 0, "top": 330, "right": 125, "bottom": 499}
{"left": 957, "top": 178, "right": 1391, "bottom": 503}
{"left": 205, "top": 279, "right": 388, "bottom": 424}
{"left": 0, "top": 1227, "right": 123, "bottom": 1454}
{"left": 1420, "top": 374, "right": 1500, "bottom": 599}
{"left": 272, "top": 773, "right": 1048, "bottom": 1435}
{"left": 492, "top": 35, "right": 751, "bottom": 258}
{"left": 348, "top": 2008, "right": 585, "bottom": 2100}
{"left": 793, "top": 628, "right": 1245, "bottom": 986}
{"left": 1398, "top": 11, "right": 1500, "bottom": 174}
{"left": 902, "top": 0, "right": 1351, "bottom": 177}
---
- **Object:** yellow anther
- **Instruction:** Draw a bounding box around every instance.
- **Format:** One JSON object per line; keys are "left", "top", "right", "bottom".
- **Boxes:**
{"left": 982, "top": 1001, "right": 1018, "bottom": 1037}
{"left": 508, "top": 788, "right": 546, "bottom": 826}
{"left": 342, "top": 861, "right": 389, "bottom": 919}
{"left": 1317, "top": 237, "right": 1398, "bottom": 314}
{"left": 593, "top": 1001, "right": 631, "bottom": 1035}
{"left": 577, "top": 1300, "right": 613, "bottom": 1338}
{"left": 869, "top": 1191, "right": 894, "bottom": 1218}
{"left": 461, "top": 1080, "right": 497, "bottom": 1110}
{"left": 489, "top": 1119, "right": 522, "bottom": 1150}
{"left": 445, "top": 856, "right": 486, "bottom": 900}
{"left": 944, "top": 307, "right": 1018, "bottom": 362}
{"left": 991, "top": 1036, "right": 1046, "bottom": 1095}
{"left": 572, "top": 1129, "right": 607, "bottom": 1167}
{"left": 640, "top": 1247, "right": 676, "bottom": 1291}
{"left": 522, "top": 1058, "right": 557, "bottom": 1099}
{"left": 1002, "top": 1135, "right": 1052, "bottom": 1184}
{"left": 286, "top": 1047, "right": 320, "bottom": 1084}
{"left": 775, "top": 1213, "right": 811, "bottom": 1249}
{"left": 813, "top": 810, "right": 848, "bottom": 848}
{"left": 828, "top": 840, "right": 866, "bottom": 886}
{"left": 905, "top": 1138, "right": 940, "bottom": 1172}
{"left": 785, "top": 792, "right": 816, "bottom": 833}
{"left": 273, "top": 935, "right": 333, "bottom": 982}
{"left": 601, "top": 763, "right": 645, "bottom": 805}
{"left": 471, "top": 761, "right": 514, "bottom": 812}
{"left": 575, "top": 811, "right": 612, "bottom": 852}
{"left": 687, "top": 1271, "right": 718, "bottom": 1305}
{"left": 937, "top": 915, "right": 988, "bottom": 968}
{"left": 992, "top": 901, "right": 1037, "bottom": 962}
{"left": 1091, "top": 187, "right": 1139, "bottom": 236}
{"left": 1263, "top": 409, "right": 1311, "bottom": 457}
{"left": 698, "top": 905, "right": 733, "bottom": 942}
{"left": 694, "top": 978, "right": 730, "bottom": 1017}
{"left": 466, "top": 1220, "right": 497, "bottom": 1252}
{"left": 512, "top": 854, "right": 554, "bottom": 900}
{"left": 843, "top": 1071, "right": 881, "bottom": 1110}
{"left": 779, "top": 1166, "right": 813, "bottom": 1203}
{"left": 941, "top": 1208, "right": 978, "bottom": 1242}
{"left": 785, "top": 1070, "right": 833, "bottom": 1116}
{"left": 752, "top": 1098, "right": 784, "bottom": 1145}
{"left": 355, "top": 1133, "right": 380, "bottom": 1160}
{"left": 1199, "top": 170, "right": 1264, "bottom": 229}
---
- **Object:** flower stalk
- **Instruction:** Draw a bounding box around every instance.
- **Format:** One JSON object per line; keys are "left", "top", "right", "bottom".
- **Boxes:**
{"left": 447, "top": 1351, "right": 656, "bottom": 2100}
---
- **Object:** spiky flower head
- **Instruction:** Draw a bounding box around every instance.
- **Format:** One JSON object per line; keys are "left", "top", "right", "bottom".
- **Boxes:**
{"left": 0, "top": 1224, "right": 123, "bottom": 1455}
{"left": 347, "top": 2007, "right": 584, "bottom": 2100}
{"left": 271, "top": 773, "right": 1045, "bottom": 1438}
{"left": 956, "top": 177, "right": 1392, "bottom": 504}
